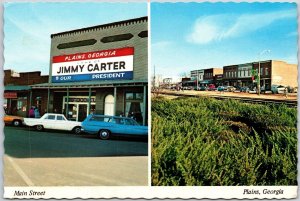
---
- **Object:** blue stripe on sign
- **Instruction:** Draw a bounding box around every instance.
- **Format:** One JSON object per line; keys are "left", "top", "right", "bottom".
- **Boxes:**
{"left": 52, "top": 71, "right": 133, "bottom": 83}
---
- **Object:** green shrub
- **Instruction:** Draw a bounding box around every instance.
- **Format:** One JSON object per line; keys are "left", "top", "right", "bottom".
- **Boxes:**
{"left": 151, "top": 97, "right": 297, "bottom": 186}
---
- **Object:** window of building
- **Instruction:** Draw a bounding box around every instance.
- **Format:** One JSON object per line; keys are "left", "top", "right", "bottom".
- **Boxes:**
{"left": 57, "top": 39, "right": 97, "bottom": 49}
{"left": 17, "top": 97, "right": 27, "bottom": 112}
{"left": 265, "top": 67, "right": 269, "bottom": 76}
{"left": 138, "top": 31, "right": 148, "bottom": 38}
{"left": 101, "top": 33, "right": 134, "bottom": 43}
{"left": 260, "top": 68, "right": 263, "bottom": 75}
{"left": 125, "top": 92, "right": 144, "bottom": 125}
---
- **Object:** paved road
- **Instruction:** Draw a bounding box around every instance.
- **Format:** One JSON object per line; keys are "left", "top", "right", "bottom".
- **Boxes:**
{"left": 4, "top": 126, "right": 148, "bottom": 186}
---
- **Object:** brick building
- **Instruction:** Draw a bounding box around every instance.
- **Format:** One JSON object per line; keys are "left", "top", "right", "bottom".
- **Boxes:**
{"left": 4, "top": 70, "right": 48, "bottom": 117}
{"left": 223, "top": 60, "right": 297, "bottom": 90}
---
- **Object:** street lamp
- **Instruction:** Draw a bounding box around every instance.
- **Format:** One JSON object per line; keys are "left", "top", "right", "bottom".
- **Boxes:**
{"left": 257, "top": 50, "right": 271, "bottom": 95}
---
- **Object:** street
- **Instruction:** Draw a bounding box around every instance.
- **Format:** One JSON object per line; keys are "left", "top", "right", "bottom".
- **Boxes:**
{"left": 4, "top": 126, "right": 148, "bottom": 186}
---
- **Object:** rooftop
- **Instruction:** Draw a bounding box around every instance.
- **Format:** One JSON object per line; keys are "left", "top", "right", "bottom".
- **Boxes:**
{"left": 51, "top": 16, "right": 147, "bottom": 38}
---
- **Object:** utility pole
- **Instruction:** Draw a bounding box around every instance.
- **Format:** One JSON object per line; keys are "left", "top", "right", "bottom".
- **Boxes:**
{"left": 153, "top": 65, "right": 156, "bottom": 89}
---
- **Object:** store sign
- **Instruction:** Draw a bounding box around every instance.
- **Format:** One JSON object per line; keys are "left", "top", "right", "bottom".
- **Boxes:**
{"left": 4, "top": 92, "right": 17, "bottom": 99}
{"left": 52, "top": 47, "right": 134, "bottom": 83}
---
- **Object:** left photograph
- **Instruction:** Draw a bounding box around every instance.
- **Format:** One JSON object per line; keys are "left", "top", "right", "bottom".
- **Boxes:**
{"left": 4, "top": 2, "right": 148, "bottom": 186}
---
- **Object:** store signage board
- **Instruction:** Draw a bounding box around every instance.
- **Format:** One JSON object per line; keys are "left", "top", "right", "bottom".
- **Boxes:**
{"left": 51, "top": 47, "right": 134, "bottom": 83}
{"left": 4, "top": 92, "right": 17, "bottom": 99}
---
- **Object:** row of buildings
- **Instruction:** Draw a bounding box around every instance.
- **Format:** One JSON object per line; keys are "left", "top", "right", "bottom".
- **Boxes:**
{"left": 4, "top": 17, "right": 148, "bottom": 125}
{"left": 184, "top": 60, "right": 298, "bottom": 90}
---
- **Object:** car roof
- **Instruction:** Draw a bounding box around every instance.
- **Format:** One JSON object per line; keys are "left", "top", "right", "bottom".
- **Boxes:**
{"left": 90, "top": 114, "right": 133, "bottom": 120}
{"left": 44, "top": 113, "right": 64, "bottom": 115}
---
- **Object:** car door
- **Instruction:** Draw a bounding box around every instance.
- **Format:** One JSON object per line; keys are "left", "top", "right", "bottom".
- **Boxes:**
{"left": 120, "top": 118, "right": 142, "bottom": 135}
{"left": 55, "top": 115, "right": 68, "bottom": 131}
{"left": 42, "top": 114, "right": 56, "bottom": 129}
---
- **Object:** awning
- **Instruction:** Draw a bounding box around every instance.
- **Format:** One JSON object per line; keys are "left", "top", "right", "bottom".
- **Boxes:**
{"left": 31, "top": 79, "right": 148, "bottom": 89}
{"left": 4, "top": 85, "right": 31, "bottom": 91}
{"left": 200, "top": 80, "right": 213, "bottom": 84}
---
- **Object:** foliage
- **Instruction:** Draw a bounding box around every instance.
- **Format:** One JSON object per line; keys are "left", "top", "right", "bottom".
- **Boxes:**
{"left": 151, "top": 97, "right": 297, "bottom": 186}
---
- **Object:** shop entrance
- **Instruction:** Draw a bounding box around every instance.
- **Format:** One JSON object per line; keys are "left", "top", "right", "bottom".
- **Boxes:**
{"left": 63, "top": 96, "right": 95, "bottom": 122}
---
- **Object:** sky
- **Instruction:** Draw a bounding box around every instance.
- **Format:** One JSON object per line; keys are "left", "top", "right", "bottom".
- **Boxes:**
{"left": 4, "top": 2, "right": 147, "bottom": 75}
{"left": 151, "top": 2, "right": 298, "bottom": 80}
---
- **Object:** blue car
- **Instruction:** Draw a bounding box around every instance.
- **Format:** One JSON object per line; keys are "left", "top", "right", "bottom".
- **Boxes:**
{"left": 81, "top": 114, "right": 148, "bottom": 140}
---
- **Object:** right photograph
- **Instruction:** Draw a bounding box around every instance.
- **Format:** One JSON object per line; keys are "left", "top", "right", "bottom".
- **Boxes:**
{"left": 151, "top": 2, "right": 298, "bottom": 186}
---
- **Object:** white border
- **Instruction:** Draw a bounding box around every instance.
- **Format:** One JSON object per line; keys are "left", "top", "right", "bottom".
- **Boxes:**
{"left": 1, "top": 0, "right": 299, "bottom": 200}
{"left": 4, "top": 186, "right": 298, "bottom": 199}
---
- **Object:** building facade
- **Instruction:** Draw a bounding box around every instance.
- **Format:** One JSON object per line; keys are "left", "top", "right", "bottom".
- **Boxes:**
{"left": 4, "top": 70, "right": 48, "bottom": 117}
{"left": 30, "top": 17, "right": 148, "bottom": 125}
{"left": 224, "top": 60, "right": 297, "bottom": 90}
{"left": 190, "top": 69, "right": 204, "bottom": 82}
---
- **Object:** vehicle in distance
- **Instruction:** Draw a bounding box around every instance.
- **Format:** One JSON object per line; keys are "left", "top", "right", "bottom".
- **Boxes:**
{"left": 217, "top": 86, "right": 225, "bottom": 91}
{"left": 271, "top": 85, "right": 286, "bottom": 94}
{"left": 82, "top": 114, "right": 148, "bottom": 140}
{"left": 207, "top": 84, "right": 216, "bottom": 91}
{"left": 4, "top": 115, "right": 24, "bottom": 127}
{"left": 226, "top": 86, "right": 236, "bottom": 92}
{"left": 23, "top": 113, "right": 82, "bottom": 134}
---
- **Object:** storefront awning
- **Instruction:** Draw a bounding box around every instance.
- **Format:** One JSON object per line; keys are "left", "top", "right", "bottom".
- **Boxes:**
{"left": 31, "top": 79, "right": 148, "bottom": 89}
{"left": 5, "top": 85, "right": 31, "bottom": 91}
{"left": 200, "top": 80, "right": 213, "bottom": 84}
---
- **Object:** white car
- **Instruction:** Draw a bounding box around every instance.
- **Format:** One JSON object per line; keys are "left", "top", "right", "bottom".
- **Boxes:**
{"left": 24, "top": 113, "right": 82, "bottom": 134}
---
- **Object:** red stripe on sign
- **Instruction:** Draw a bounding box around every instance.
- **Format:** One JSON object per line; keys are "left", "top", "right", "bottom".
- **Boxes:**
{"left": 53, "top": 47, "right": 134, "bottom": 63}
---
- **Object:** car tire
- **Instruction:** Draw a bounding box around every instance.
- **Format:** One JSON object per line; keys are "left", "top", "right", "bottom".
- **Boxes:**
{"left": 98, "top": 129, "right": 110, "bottom": 140}
{"left": 73, "top": 126, "right": 81, "bottom": 135}
{"left": 12, "top": 120, "right": 22, "bottom": 127}
{"left": 36, "top": 125, "right": 44, "bottom": 131}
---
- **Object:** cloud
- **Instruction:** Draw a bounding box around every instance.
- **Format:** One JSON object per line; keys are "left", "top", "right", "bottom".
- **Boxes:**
{"left": 152, "top": 41, "right": 173, "bottom": 49}
{"left": 186, "top": 9, "right": 296, "bottom": 44}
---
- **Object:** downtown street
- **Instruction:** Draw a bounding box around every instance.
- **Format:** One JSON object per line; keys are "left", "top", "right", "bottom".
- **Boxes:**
{"left": 4, "top": 126, "right": 148, "bottom": 186}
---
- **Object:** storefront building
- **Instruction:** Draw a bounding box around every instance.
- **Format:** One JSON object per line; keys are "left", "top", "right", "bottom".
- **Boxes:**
{"left": 31, "top": 17, "right": 148, "bottom": 125}
{"left": 4, "top": 70, "right": 48, "bottom": 117}
{"left": 224, "top": 60, "right": 297, "bottom": 90}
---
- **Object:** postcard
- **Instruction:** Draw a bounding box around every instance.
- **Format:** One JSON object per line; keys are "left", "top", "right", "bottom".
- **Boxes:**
{"left": 2, "top": 0, "right": 299, "bottom": 199}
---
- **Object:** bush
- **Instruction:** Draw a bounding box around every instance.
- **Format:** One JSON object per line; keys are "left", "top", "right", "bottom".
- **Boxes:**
{"left": 151, "top": 97, "right": 297, "bottom": 186}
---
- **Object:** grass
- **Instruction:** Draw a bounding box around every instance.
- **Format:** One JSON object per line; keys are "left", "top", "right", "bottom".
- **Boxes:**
{"left": 151, "top": 96, "right": 297, "bottom": 186}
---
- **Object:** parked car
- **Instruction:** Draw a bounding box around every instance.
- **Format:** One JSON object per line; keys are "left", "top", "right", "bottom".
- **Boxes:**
{"left": 81, "top": 114, "right": 148, "bottom": 140}
{"left": 226, "top": 86, "right": 236, "bottom": 92}
{"left": 208, "top": 84, "right": 216, "bottom": 91}
{"left": 199, "top": 86, "right": 207, "bottom": 91}
{"left": 4, "top": 115, "right": 24, "bottom": 127}
{"left": 271, "top": 85, "right": 285, "bottom": 94}
{"left": 23, "top": 113, "right": 82, "bottom": 134}
{"left": 217, "top": 86, "right": 225, "bottom": 91}
{"left": 240, "top": 87, "right": 250, "bottom": 93}
{"left": 287, "top": 86, "right": 298, "bottom": 93}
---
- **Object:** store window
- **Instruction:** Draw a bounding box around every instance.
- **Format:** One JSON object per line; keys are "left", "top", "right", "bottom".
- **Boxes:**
{"left": 125, "top": 92, "right": 144, "bottom": 125}
{"left": 17, "top": 97, "right": 27, "bottom": 112}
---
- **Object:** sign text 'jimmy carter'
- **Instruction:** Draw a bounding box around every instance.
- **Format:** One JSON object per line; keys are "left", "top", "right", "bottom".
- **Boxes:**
{"left": 52, "top": 47, "right": 134, "bottom": 83}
